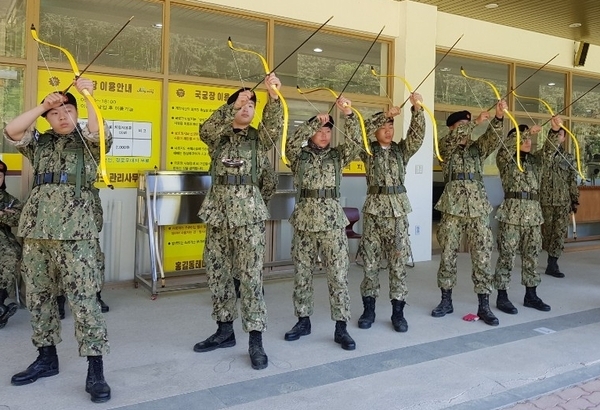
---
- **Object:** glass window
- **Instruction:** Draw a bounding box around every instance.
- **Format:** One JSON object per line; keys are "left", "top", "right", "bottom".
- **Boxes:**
{"left": 572, "top": 75, "right": 600, "bottom": 119}
{"left": 274, "top": 24, "right": 388, "bottom": 96}
{"left": 0, "top": 0, "right": 25, "bottom": 58}
{"left": 513, "top": 67, "right": 565, "bottom": 115}
{"left": 435, "top": 54, "right": 509, "bottom": 109}
{"left": 572, "top": 122, "right": 600, "bottom": 182}
{"left": 169, "top": 6, "right": 266, "bottom": 81}
{"left": 39, "top": 0, "right": 163, "bottom": 72}
{"left": 0, "top": 65, "right": 24, "bottom": 153}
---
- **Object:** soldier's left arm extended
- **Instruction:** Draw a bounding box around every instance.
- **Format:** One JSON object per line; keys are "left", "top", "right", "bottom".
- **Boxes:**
{"left": 475, "top": 117, "right": 504, "bottom": 159}
{"left": 257, "top": 98, "right": 284, "bottom": 152}
{"left": 399, "top": 107, "right": 426, "bottom": 164}
{"left": 339, "top": 114, "right": 362, "bottom": 167}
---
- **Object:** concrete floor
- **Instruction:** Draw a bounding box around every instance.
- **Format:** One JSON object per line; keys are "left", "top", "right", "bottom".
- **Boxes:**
{"left": 2, "top": 244, "right": 599, "bottom": 410}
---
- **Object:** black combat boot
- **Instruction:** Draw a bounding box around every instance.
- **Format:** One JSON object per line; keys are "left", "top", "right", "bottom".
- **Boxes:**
{"left": 496, "top": 289, "right": 518, "bottom": 314}
{"left": 0, "top": 288, "right": 18, "bottom": 329}
{"left": 11, "top": 346, "right": 59, "bottom": 386}
{"left": 477, "top": 294, "right": 499, "bottom": 326}
{"left": 358, "top": 296, "right": 376, "bottom": 329}
{"left": 334, "top": 321, "right": 356, "bottom": 350}
{"left": 431, "top": 288, "right": 453, "bottom": 317}
{"left": 97, "top": 292, "right": 109, "bottom": 313}
{"left": 545, "top": 256, "right": 565, "bottom": 278}
{"left": 56, "top": 295, "right": 66, "bottom": 320}
{"left": 284, "top": 316, "right": 311, "bottom": 341}
{"left": 86, "top": 356, "right": 111, "bottom": 403}
{"left": 248, "top": 331, "right": 268, "bottom": 370}
{"left": 391, "top": 300, "right": 408, "bottom": 332}
{"left": 193, "top": 321, "right": 236, "bottom": 352}
{"left": 524, "top": 286, "right": 551, "bottom": 311}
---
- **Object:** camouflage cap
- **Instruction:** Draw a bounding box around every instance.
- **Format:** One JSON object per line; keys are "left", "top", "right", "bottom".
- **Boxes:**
{"left": 375, "top": 111, "right": 393, "bottom": 124}
{"left": 508, "top": 124, "right": 530, "bottom": 144}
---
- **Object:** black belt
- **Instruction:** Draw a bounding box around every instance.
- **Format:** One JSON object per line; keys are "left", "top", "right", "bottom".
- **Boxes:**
{"left": 299, "top": 188, "right": 339, "bottom": 199}
{"left": 505, "top": 191, "right": 539, "bottom": 200}
{"left": 447, "top": 172, "right": 482, "bottom": 182}
{"left": 33, "top": 172, "right": 77, "bottom": 186}
{"left": 214, "top": 175, "right": 255, "bottom": 186}
{"left": 367, "top": 185, "right": 406, "bottom": 195}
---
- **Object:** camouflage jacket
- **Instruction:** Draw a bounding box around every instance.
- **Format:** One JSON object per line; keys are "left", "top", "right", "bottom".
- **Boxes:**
{"left": 287, "top": 114, "right": 361, "bottom": 232}
{"left": 360, "top": 109, "right": 425, "bottom": 217}
{"left": 539, "top": 131, "right": 579, "bottom": 207}
{"left": 197, "top": 99, "right": 283, "bottom": 228}
{"left": 91, "top": 186, "right": 103, "bottom": 232}
{"left": 0, "top": 189, "right": 23, "bottom": 249}
{"left": 495, "top": 130, "right": 558, "bottom": 226}
{"left": 435, "top": 117, "right": 504, "bottom": 217}
{"left": 4, "top": 124, "right": 112, "bottom": 240}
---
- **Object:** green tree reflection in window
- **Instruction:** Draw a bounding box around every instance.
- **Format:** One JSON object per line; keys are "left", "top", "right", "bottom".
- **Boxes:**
{"left": 0, "top": 0, "right": 26, "bottom": 58}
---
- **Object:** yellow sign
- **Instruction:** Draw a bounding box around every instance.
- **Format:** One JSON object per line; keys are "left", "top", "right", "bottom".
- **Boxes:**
{"left": 36, "top": 70, "right": 162, "bottom": 188}
{"left": 166, "top": 83, "right": 267, "bottom": 171}
{"left": 343, "top": 160, "right": 366, "bottom": 175}
{"left": 163, "top": 223, "right": 206, "bottom": 272}
{"left": 0, "top": 154, "right": 23, "bottom": 172}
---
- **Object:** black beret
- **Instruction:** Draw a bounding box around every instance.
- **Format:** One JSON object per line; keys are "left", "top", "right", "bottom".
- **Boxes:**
{"left": 227, "top": 87, "right": 257, "bottom": 105}
{"left": 375, "top": 111, "right": 393, "bottom": 124}
{"left": 507, "top": 124, "right": 530, "bottom": 139}
{"left": 308, "top": 115, "right": 334, "bottom": 129}
{"left": 41, "top": 92, "right": 78, "bottom": 118}
{"left": 446, "top": 110, "right": 471, "bottom": 127}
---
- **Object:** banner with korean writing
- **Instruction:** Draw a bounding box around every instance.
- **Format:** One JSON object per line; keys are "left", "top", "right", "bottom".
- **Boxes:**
{"left": 163, "top": 223, "right": 206, "bottom": 272}
{"left": 343, "top": 160, "right": 366, "bottom": 174}
{"left": 37, "top": 70, "right": 161, "bottom": 188}
{"left": 166, "top": 82, "right": 267, "bottom": 171}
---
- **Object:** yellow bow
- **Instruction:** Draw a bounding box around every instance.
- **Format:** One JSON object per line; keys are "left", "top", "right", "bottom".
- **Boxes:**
{"left": 31, "top": 25, "right": 113, "bottom": 189}
{"left": 227, "top": 38, "right": 290, "bottom": 166}
{"left": 512, "top": 91, "right": 585, "bottom": 179}
{"left": 296, "top": 86, "right": 372, "bottom": 156}
{"left": 370, "top": 67, "right": 442, "bottom": 162}
{"left": 461, "top": 67, "right": 523, "bottom": 172}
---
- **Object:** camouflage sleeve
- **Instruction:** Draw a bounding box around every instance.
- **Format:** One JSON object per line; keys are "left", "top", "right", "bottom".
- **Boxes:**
{"left": 541, "top": 129, "right": 561, "bottom": 161}
{"left": 569, "top": 158, "right": 580, "bottom": 203}
{"left": 439, "top": 121, "right": 476, "bottom": 158}
{"left": 257, "top": 98, "right": 283, "bottom": 152}
{"left": 199, "top": 103, "right": 236, "bottom": 153}
{"left": 82, "top": 121, "right": 113, "bottom": 159}
{"left": 91, "top": 187, "right": 104, "bottom": 232}
{"left": 475, "top": 117, "right": 504, "bottom": 159}
{"left": 400, "top": 108, "right": 426, "bottom": 164}
{"left": 286, "top": 118, "right": 321, "bottom": 172}
{"left": 339, "top": 114, "right": 362, "bottom": 167}
{"left": 0, "top": 193, "right": 22, "bottom": 227}
{"left": 361, "top": 112, "right": 387, "bottom": 162}
{"left": 258, "top": 155, "right": 278, "bottom": 205}
{"left": 495, "top": 139, "right": 511, "bottom": 172}
{"left": 4, "top": 128, "right": 36, "bottom": 160}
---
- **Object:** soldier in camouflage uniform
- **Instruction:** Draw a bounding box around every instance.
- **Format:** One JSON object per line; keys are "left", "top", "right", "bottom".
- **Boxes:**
{"left": 193, "top": 74, "right": 283, "bottom": 371}
{"left": 432, "top": 100, "right": 507, "bottom": 327}
{"left": 0, "top": 160, "right": 22, "bottom": 329}
{"left": 356, "top": 93, "right": 425, "bottom": 333}
{"left": 540, "top": 126, "right": 580, "bottom": 278}
{"left": 493, "top": 118, "right": 564, "bottom": 315}
{"left": 4, "top": 79, "right": 112, "bottom": 403}
{"left": 283, "top": 97, "right": 362, "bottom": 351}
{"left": 56, "top": 186, "right": 108, "bottom": 320}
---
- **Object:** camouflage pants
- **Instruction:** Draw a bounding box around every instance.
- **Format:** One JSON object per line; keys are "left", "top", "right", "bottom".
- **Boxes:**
{"left": 292, "top": 228, "right": 351, "bottom": 321}
{"left": 204, "top": 222, "right": 267, "bottom": 333}
{"left": 494, "top": 222, "right": 541, "bottom": 289}
{"left": 359, "top": 213, "right": 410, "bottom": 301}
{"left": 0, "top": 239, "right": 20, "bottom": 291}
{"left": 22, "top": 238, "right": 109, "bottom": 356}
{"left": 437, "top": 213, "right": 493, "bottom": 294}
{"left": 541, "top": 205, "right": 569, "bottom": 258}
{"left": 57, "top": 238, "right": 105, "bottom": 295}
